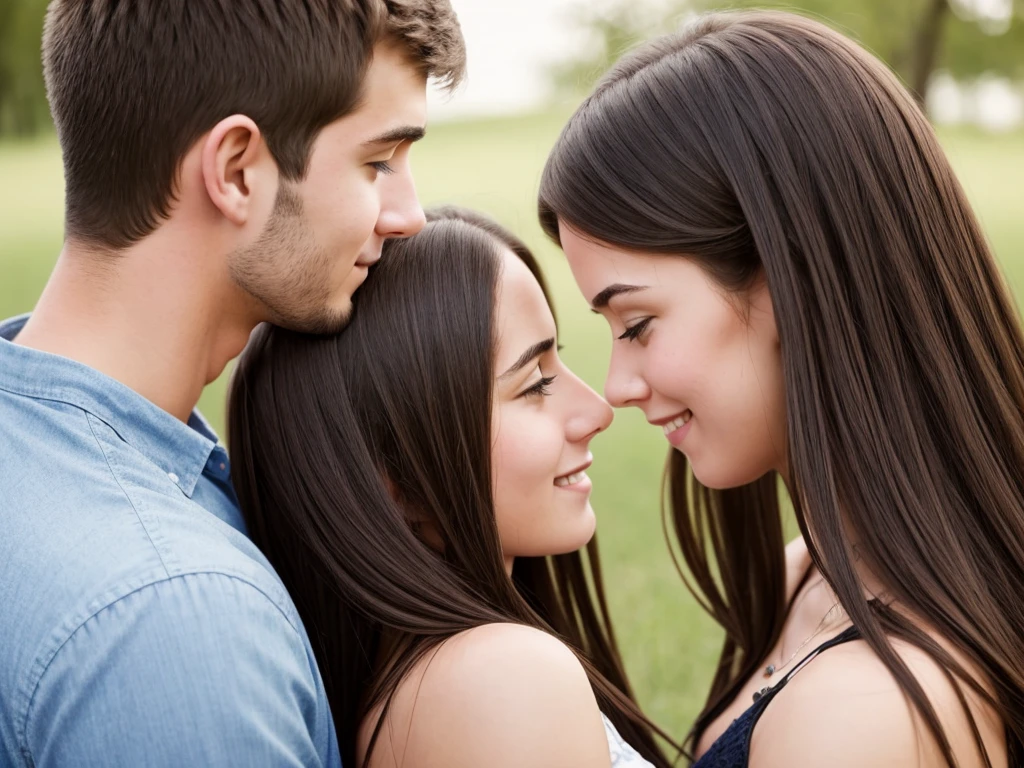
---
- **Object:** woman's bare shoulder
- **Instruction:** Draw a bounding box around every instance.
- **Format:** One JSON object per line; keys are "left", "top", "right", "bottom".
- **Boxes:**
{"left": 750, "top": 631, "right": 1006, "bottom": 768}
{"left": 362, "top": 624, "right": 612, "bottom": 768}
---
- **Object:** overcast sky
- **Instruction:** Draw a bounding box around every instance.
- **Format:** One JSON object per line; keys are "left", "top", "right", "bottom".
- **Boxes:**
{"left": 426, "top": 0, "right": 587, "bottom": 120}
{"left": 429, "top": 0, "right": 1022, "bottom": 127}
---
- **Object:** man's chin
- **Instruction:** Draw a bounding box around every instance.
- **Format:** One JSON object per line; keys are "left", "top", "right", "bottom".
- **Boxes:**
{"left": 269, "top": 298, "right": 353, "bottom": 336}
{"left": 307, "top": 300, "right": 354, "bottom": 335}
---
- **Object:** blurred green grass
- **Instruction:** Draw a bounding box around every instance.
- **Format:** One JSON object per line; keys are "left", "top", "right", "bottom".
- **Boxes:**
{"left": 2, "top": 113, "right": 1022, "bottom": 741}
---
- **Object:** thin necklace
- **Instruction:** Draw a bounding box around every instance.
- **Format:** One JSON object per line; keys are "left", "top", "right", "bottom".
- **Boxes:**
{"left": 763, "top": 604, "right": 841, "bottom": 677}
{"left": 752, "top": 603, "right": 846, "bottom": 702}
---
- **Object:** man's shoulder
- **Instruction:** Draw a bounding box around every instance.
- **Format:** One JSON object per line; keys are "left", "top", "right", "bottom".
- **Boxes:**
{"left": 0, "top": 475, "right": 298, "bottom": 670}
{"left": 1, "top": 511, "right": 312, "bottom": 763}
{"left": 0, "top": 328, "right": 336, "bottom": 766}
{"left": 0, "top": 384, "right": 274, "bottom": 585}
{"left": 0, "top": 394, "right": 280, "bottom": 594}
{"left": 15, "top": 570, "right": 333, "bottom": 768}
{"left": 0, "top": 390, "right": 303, "bottom": 728}
{"left": 0, "top": 448, "right": 295, "bottom": 655}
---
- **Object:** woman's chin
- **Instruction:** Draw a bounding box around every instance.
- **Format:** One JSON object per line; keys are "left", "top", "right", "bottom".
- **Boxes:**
{"left": 539, "top": 507, "right": 599, "bottom": 558}
{"left": 690, "top": 461, "right": 760, "bottom": 491}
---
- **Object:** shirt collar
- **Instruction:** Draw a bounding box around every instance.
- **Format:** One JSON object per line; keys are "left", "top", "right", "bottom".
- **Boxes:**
{"left": 0, "top": 314, "right": 219, "bottom": 497}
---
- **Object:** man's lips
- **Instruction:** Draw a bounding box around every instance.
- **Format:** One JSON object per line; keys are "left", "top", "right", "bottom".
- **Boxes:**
{"left": 355, "top": 243, "right": 383, "bottom": 267}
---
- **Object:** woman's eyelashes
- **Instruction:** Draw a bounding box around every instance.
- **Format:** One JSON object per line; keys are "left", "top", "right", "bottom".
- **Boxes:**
{"left": 617, "top": 317, "right": 653, "bottom": 343}
{"left": 520, "top": 375, "right": 556, "bottom": 399}
{"left": 519, "top": 363, "right": 557, "bottom": 399}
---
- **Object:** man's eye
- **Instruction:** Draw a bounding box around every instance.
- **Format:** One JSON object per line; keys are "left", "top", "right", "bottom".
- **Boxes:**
{"left": 369, "top": 161, "right": 395, "bottom": 175}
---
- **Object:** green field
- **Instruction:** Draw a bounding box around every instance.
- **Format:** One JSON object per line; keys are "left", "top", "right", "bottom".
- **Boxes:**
{"left": 3, "top": 112, "right": 1023, "bottom": 743}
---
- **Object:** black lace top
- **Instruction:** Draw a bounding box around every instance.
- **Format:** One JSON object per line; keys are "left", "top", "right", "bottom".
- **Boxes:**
{"left": 691, "top": 626, "right": 861, "bottom": 768}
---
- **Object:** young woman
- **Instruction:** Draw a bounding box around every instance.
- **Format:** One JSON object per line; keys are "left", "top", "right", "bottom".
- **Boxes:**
{"left": 226, "top": 207, "right": 674, "bottom": 768}
{"left": 539, "top": 10, "right": 1022, "bottom": 768}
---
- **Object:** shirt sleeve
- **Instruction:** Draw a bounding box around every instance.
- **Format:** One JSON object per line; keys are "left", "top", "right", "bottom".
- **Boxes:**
{"left": 23, "top": 571, "right": 339, "bottom": 767}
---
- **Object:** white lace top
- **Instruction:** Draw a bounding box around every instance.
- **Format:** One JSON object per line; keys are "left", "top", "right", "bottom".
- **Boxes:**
{"left": 602, "top": 713, "right": 655, "bottom": 767}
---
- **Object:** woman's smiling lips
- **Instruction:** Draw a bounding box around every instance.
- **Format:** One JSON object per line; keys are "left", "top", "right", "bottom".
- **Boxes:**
{"left": 650, "top": 410, "right": 693, "bottom": 447}
{"left": 554, "top": 454, "right": 593, "bottom": 491}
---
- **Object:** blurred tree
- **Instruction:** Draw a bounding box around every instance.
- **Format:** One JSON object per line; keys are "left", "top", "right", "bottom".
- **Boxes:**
{"left": 0, "top": 0, "right": 50, "bottom": 137}
{"left": 552, "top": 0, "right": 1024, "bottom": 111}
{"left": 550, "top": 0, "right": 681, "bottom": 95}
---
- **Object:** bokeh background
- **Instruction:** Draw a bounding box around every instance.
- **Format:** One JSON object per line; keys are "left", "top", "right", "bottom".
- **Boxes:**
{"left": 2, "top": 0, "right": 1023, "bottom": 743}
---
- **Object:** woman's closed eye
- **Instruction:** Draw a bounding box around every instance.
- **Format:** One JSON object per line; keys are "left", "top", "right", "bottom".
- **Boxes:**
{"left": 519, "top": 367, "right": 557, "bottom": 399}
{"left": 617, "top": 317, "right": 652, "bottom": 343}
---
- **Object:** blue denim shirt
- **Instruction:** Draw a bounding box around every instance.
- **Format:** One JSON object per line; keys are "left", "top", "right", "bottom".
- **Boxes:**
{"left": 0, "top": 314, "right": 341, "bottom": 767}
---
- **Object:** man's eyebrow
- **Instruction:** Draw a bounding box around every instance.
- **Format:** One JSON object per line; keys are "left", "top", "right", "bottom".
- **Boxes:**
{"left": 590, "top": 283, "right": 648, "bottom": 311}
{"left": 362, "top": 126, "right": 426, "bottom": 147}
{"left": 498, "top": 338, "right": 555, "bottom": 380}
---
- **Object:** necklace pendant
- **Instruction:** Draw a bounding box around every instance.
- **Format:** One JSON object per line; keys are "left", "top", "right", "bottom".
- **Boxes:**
{"left": 763, "top": 664, "right": 775, "bottom": 678}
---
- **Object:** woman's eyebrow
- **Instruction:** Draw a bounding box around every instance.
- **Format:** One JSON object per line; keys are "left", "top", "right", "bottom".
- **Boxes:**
{"left": 498, "top": 338, "right": 555, "bottom": 380}
{"left": 590, "top": 283, "right": 648, "bottom": 310}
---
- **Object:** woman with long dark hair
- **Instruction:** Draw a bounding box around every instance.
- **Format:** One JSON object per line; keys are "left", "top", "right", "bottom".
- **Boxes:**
{"left": 539, "top": 10, "right": 1020, "bottom": 768}
{"left": 227, "top": 207, "right": 675, "bottom": 767}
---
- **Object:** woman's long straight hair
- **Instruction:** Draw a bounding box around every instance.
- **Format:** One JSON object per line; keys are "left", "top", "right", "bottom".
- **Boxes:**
{"left": 227, "top": 207, "right": 675, "bottom": 767}
{"left": 539, "top": 10, "right": 1024, "bottom": 766}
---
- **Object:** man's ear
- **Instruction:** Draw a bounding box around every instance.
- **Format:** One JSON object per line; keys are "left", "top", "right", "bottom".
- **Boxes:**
{"left": 201, "top": 115, "right": 272, "bottom": 225}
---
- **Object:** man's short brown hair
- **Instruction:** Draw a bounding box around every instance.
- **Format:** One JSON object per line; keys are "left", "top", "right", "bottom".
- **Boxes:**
{"left": 43, "top": 0, "right": 464, "bottom": 250}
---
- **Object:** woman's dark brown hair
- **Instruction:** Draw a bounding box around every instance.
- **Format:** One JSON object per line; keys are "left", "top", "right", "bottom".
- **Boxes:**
{"left": 227, "top": 207, "right": 675, "bottom": 767}
{"left": 539, "top": 10, "right": 1024, "bottom": 767}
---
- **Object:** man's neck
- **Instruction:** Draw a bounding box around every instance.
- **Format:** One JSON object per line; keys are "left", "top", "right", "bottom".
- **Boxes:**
{"left": 15, "top": 235, "right": 259, "bottom": 423}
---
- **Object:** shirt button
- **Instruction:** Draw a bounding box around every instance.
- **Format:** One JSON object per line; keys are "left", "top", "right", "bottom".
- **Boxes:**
{"left": 168, "top": 472, "right": 180, "bottom": 484}
{"left": 219, "top": 463, "right": 226, "bottom": 471}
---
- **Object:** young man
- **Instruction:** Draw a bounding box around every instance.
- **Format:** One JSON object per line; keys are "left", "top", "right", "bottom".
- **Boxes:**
{"left": 0, "top": 2, "right": 464, "bottom": 766}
